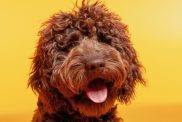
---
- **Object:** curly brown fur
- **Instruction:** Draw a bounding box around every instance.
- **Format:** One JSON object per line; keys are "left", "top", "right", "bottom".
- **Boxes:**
{"left": 29, "top": 0, "right": 145, "bottom": 122}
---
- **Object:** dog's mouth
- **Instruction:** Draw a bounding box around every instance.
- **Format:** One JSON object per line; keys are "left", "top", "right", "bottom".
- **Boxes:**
{"left": 86, "top": 78, "right": 111, "bottom": 103}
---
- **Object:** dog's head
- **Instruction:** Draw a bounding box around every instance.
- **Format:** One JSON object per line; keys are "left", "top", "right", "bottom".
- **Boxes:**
{"left": 29, "top": 1, "right": 145, "bottom": 117}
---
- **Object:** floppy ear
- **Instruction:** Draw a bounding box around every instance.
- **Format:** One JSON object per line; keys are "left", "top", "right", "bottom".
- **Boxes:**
{"left": 28, "top": 12, "right": 74, "bottom": 93}
{"left": 116, "top": 32, "right": 146, "bottom": 103}
{"left": 28, "top": 27, "right": 52, "bottom": 92}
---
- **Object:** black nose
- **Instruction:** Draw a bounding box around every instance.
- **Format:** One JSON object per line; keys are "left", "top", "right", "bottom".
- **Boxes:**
{"left": 86, "top": 59, "right": 105, "bottom": 70}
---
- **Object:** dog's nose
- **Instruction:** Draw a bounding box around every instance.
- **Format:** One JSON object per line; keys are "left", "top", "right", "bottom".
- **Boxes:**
{"left": 86, "top": 59, "right": 105, "bottom": 70}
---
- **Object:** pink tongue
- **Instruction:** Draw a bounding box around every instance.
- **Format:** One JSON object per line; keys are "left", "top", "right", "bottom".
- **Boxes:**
{"left": 86, "top": 84, "right": 108, "bottom": 103}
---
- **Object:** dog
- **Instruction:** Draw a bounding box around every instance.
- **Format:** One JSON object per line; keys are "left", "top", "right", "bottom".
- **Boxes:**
{"left": 29, "top": 1, "right": 145, "bottom": 122}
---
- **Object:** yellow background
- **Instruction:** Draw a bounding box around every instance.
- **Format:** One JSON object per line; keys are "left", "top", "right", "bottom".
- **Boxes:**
{"left": 0, "top": 0, "right": 182, "bottom": 122}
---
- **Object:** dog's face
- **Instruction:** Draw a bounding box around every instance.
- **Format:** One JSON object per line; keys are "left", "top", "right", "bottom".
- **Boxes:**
{"left": 29, "top": 1, "right": 145, "bottom": 118}
{"left": 52, "top": 37, "right": 126, "bottom": 117}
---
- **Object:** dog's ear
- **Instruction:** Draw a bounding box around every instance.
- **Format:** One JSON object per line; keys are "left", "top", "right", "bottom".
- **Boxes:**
{"left": 28, "top": 12, "right": 74, "bottom": 92}
{"left": 116, "top": 32, "right": 146, "bottom": 103}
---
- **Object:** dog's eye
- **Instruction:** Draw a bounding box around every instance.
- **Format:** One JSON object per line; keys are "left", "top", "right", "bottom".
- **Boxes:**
{"left": 101, "top": 38, "right": 112, "bottom": 45}
{"left": 60, "top": 42, "right": 78, "bottom": 52}
{"left": 65, "top": 31, "right": 80, "bottom": 50}
{"left": 69, "top": 42, "right": 77, "bottom": 48}
{"left": 98, "top": 33, "right": 112, "bottom": 45}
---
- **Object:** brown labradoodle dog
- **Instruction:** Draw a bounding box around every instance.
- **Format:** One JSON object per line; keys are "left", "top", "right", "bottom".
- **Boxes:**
{"left": 29, "top": 1, "right": 145, "bottom": 122}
